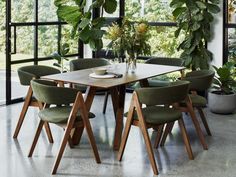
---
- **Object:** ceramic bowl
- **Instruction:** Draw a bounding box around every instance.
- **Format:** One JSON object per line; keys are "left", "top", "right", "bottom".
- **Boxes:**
{"left": 93, "top": 68, "right": 107, "bottom": 75}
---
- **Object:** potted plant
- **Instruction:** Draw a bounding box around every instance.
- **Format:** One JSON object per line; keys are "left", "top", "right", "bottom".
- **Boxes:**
{"left": 105, "top": 19, "right": 151, "bottom": 73}
{"left": 208, "top": 61, "right": 236, "bottom": 114}
{"left": 170, "top": 0, "right": 220, "bottom": 70}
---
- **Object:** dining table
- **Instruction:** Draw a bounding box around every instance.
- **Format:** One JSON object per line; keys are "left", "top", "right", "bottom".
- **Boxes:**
{"left": 43, "top": 63, "right": 185, "bottom": 150}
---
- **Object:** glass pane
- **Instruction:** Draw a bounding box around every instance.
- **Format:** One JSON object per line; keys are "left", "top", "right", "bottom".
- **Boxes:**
{"left": 11, "top": 0, "right": 34, "bottom": 23}
{"left": 38, "top": 25, "right": 58, "bottom": 58}
{"left": 125, "top": 0, "right": 174, "bottom": 22}
{"left": 11, "top": 63, "right": 33, "bottom": 100}
{"left": 38, "top": 0, "right": 58, "bottom": 22}
{"left": 11, "top": 26, "right": 34, "bottom": 61}
{"left": 61, "top": 25, "right": 79, "bottom": 55}
{"left": 228, "top": 28, "right": 236, "bottom": 62}
{"left": 149, "top": 26, "right": 182, "bottom": 57}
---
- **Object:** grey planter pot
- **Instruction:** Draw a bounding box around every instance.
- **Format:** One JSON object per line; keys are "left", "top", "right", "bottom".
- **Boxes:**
{"left": 208, "top": 91, "right": 236, "bottom": 114}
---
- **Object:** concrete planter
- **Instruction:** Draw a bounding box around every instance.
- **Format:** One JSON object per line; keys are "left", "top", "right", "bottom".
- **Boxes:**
{"left": 208, "top": 91, "right": 236, "bottom": 114}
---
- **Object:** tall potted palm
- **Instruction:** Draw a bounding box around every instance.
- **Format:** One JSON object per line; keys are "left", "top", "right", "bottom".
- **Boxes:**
{"left": 208, "top": 62, "right": 236, "bottom": 114}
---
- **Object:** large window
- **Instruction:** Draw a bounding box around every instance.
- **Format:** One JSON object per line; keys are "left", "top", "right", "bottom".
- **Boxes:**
{"left": 5, "top": 0, "right": 82, "bottom": 104}
{"left": 224, "top": 0, "right": 236, "bottom": 63}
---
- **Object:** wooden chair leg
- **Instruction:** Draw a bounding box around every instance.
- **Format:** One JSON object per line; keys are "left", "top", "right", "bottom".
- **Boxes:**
{"left": 117, "top": 105, "right": 134, "bottom": 161}
{"left": 28, "top": 120, "right": 44, "bottom": 157}
{"left": 160, "top": 122, "right": 174, "bottom": 146}
{"left": 154, "top": 124, "right": 164, "bottom": 149}
{"left": 178, "top": 118, "right": 194, "bottom": 160}
{"left": 102, "top": 91, "right": 109, "bottom": 114}
{"left": 44, "top": 122, "right": 54, "bottom": 143}
{"left": 197, "top": 108, "right": 212, "bottom": 136}
{"left": 13, "top": 87, "right": 32, "bottom": 138}
{"left": 186, "top": 102, "right": 208, "bottom": 150}
{"left": 139, "top": 122, "right": 158, "bottom": 175}
{"left": 52, "top": 125, "right": 73, "bottom": 174}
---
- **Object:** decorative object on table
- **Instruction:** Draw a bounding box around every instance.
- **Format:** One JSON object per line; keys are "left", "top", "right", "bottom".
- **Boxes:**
{"left": 209, "top": 61, "right": 236, "bottom": 114}
{"left": 106, "top": 19, "right": 151, "bottom": 73}
{"left": 54, "top": 0, "right": 118, "bottom": 50}
{"left": 170, "top": 0, "right": 220, "bottom": 70}
{"left": 51, "top": 43, "right": 70, "bottom": 73}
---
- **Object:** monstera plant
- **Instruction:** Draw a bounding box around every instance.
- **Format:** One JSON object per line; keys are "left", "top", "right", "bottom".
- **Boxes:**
{"left": 54, "top": 0, "right": 118, "bottom": 50}
{"left": 170, "top": 0, "right": 220, "bottom": 70}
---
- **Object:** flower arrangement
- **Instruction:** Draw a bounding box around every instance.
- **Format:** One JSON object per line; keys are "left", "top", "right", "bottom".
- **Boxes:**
{"left": 106, "top": 19, "right": 151, "bottom": 59}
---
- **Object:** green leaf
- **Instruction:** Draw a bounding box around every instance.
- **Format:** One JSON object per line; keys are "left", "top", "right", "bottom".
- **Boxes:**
{"left": 60, "top": 43, "right": 70, "bottom": 56}
{"left": 103, "top": 0, "right": 117, "bottom": 14}
{"left": 54, "top": 0, "right": 69, "bottom": 6}
{"left": 206, "top": 3, "right": 221, "bottom": 14}
{"left": 78, "top": 18, "right": 90, "bottom": 28}
{"left": 79, "top": 26, "right": 91, "bottom": 42}
{"left": 196, "top": 1, "right": 207, "bottom": 9}
{"left": 90, "top": 29, "right": 105, "bottom": 39}
{"left": 57, "top": 5, "right": 82, "bottom": 27}
{"left": 92, "top": 17, "right": 106, "bottom": 28}
{"left": 170, "top": 0, "right": 185, "bottom": 8}
{"left": 172, "top": 7, "right": 186, "bottom": 18}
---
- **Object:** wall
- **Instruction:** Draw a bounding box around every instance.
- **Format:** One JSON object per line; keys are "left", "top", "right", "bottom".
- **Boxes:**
{"left": 208, "top": 1, "right": 223, "bottom": 67}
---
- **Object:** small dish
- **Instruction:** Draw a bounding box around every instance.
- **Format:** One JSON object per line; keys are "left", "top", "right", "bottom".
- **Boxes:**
{"left": 93, "top": 68, "right": 107, "bottom": 75}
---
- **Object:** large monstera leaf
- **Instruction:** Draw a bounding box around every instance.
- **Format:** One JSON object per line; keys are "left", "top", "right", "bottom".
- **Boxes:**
{"left": 171, "top": 0, "right": 220, "bottom": 70}
{"left": 55, "top": 0, "right": 117, "bottom": 51}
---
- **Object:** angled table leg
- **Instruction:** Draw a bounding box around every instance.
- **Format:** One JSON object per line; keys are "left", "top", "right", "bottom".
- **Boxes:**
{"left": 72, "top": 86, "right": 97, "bottom": 145}
{"left": 110, "top": 85, "right": 126, "bottom": 151}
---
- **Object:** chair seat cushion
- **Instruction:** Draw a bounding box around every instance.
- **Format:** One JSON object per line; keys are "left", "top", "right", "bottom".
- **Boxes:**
{"left": 190, "top": 94, "right": 207, "bottom": 107}
{"left": 125, "top": 106, "right": 182, "bottom": 124}
{"left": 38, "top": 106, "right": 95, "bottom": 123}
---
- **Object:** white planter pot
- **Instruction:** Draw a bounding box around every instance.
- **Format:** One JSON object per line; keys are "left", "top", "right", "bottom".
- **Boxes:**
{"left": 208, "top": 91, "right": 236, "bottom": 114}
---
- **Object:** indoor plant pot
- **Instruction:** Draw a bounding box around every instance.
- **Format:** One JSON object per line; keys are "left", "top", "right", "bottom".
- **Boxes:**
{"left": 208, "top": 90, "right": 236, "bottom": 114}
{"left": 208, "top": 62, "right": 236, "bottom": 114}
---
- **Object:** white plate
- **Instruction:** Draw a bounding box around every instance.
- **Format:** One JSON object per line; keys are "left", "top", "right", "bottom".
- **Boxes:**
{"left": 89, "top": 73, "right": 115, "bottom": 79}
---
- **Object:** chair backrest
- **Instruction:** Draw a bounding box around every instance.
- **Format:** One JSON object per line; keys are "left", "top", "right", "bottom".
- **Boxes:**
{"left": 18, "top": 65, "right": 60, "bottom": 86}
{"left": 145, "top": 57, "right": 184, "bottom": 67}
{"left": 184, "top": 70, "right": 215, "bottom": 91}
{"left": 70, "top": 58, "right": 110, "bottom": 71}
{"left": 31, "top": 79, "right": 78, "bottom": 105}
{"left": 135, "top": 80, "right": 190, "bottom": 106}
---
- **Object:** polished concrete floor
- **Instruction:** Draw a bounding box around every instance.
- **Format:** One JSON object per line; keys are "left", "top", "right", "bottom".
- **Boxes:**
{"left": 1, "top": 93, "right": 236, "bottom": 177}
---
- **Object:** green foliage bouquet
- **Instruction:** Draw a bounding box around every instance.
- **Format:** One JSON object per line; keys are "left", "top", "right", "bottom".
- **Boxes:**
{"left": 106, "top": 19, "right": 151, "bottom": 59}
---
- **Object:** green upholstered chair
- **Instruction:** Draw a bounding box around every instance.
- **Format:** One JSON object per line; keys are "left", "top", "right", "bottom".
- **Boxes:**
{"left": 159, "top": 70, "right": 215, "bottom": 150}
{"left": 118, "top": 81, "right": 193, "bottom": 175}
{"left": 28, "top": 79, "right": 100, "bottom": 174}
{"left": 70, "top": 58, "right": 111, "bottom": 114}
{"left": 132, "top": 57, "right": 184, "bottom": 89}
{"left": 184, "top": 70, "right": 215, "bottom": 135}
{"left": 13, "top": 65, "right": 60, "bottom": 143}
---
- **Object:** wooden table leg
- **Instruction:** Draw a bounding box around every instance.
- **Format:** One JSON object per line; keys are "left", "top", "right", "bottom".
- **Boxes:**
{"left": 72, "top": 86, "right": 97, "bottom": 145}
{"left": 110, "top": 85, "right": 126, "bottom": 151}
